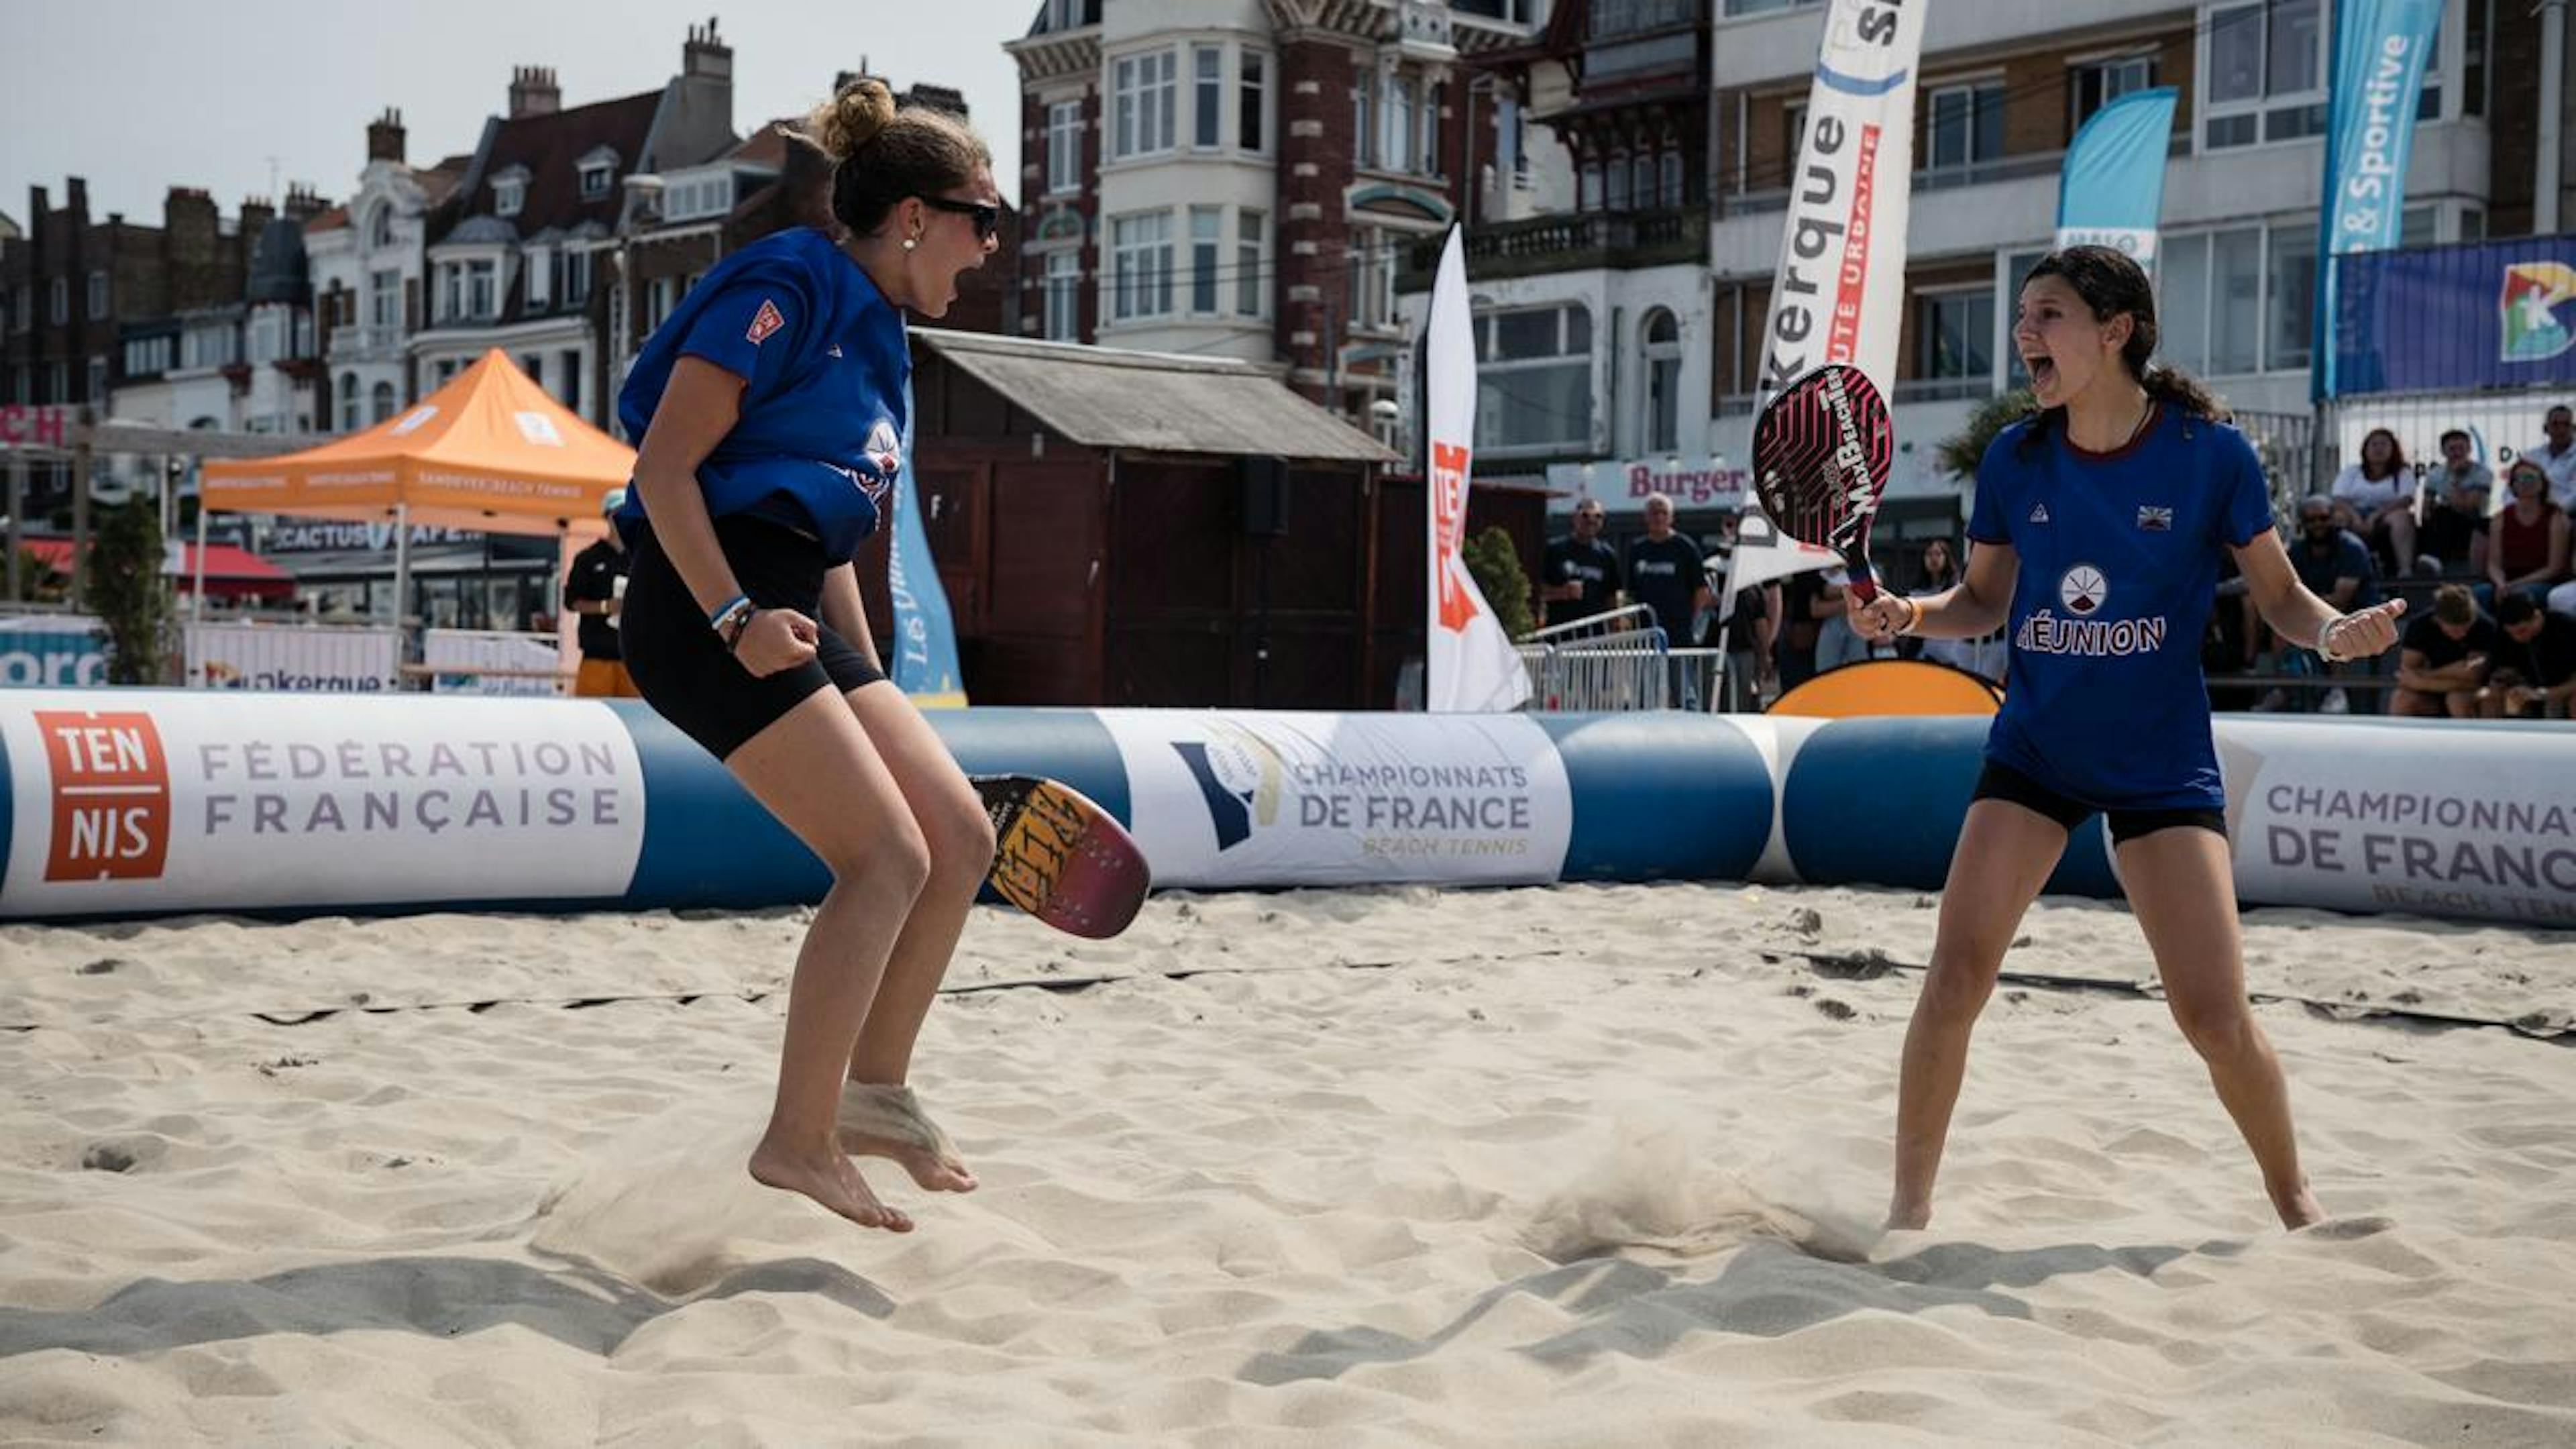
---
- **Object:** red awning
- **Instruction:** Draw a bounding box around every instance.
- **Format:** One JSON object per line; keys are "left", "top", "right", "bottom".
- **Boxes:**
{"left": 20, "top": 538, "right": 297, "bottom": 600}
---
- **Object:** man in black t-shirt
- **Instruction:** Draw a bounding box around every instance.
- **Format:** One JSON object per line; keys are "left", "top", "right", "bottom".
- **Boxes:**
{"left": 2485, "top": 592, "right": 2576, "bottom": 718}
{"left": 1624, "top": 492, "right": 1710, "bottom": 642}
{"left": 1540, "top": 497, "right": 1623, "bottom": 627}
{"left": 2392, "top": 583, "right": 2498, "bottom": 718}
{"left": 564, "top": 488, "right": 639, "bottom": 697}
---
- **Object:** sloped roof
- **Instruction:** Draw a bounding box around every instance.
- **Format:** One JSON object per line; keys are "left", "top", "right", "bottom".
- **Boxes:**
{"left": 916, "top": 329, "right": 1397, "bottom": 464}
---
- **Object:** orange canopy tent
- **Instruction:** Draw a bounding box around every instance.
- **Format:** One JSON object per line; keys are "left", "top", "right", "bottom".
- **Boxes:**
{"left": 197, "top": 350, "right": 635, "bottom": 647}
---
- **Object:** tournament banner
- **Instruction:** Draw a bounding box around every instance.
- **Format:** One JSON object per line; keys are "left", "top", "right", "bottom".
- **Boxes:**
{"left": 2312, "top": 0, "right": 2446, "bottom": 398}
{"left": 888, "top": 378, "right": 968, "bottom": 708}
{"left": 1097, "top": 709, "right": 1572, "bottom": 889}
{"left": 182, "top": 623, "right": 402, "bottom": 692}
{"left": 1421, "top": 225, "right": 1532, "bottom": 712}
{"left": 2328, "top": 235, "right": 2576, "bottom": 396}
{"left": 0, "top": 691, "right": 646, "bottom": 917}
{"left": 1729, "top": 0, "right": 1926, "bottom": 603}
{"left": 2053, "top": 87, "right": 2180, "bottom": 264}
{"left": 2218, "top": 719, "right": 2576, "bottom": 926}
{"left": 0, "top": 615, "right": 107, "bottom": 688}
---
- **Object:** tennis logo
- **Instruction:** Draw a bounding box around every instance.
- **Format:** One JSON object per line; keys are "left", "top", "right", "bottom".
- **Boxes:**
{"left": 1171, "top": 726, "right": 1284, "bottom": 851}
{"left": 2059, "top": 563, "right": 2108, "bottom": 616}
{"left": 36, "top": 710, "right": 172, "bottom": 883}
{"left": 2500, "top": 262, "right": 2576, "bottom": 364}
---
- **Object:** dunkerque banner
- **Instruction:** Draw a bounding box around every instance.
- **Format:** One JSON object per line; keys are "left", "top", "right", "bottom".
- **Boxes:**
{"left": 2327, "top": 236, "right": 2576, "bottom": 396}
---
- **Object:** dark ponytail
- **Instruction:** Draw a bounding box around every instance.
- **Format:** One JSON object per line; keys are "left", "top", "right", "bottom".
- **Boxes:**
{"left": 2015, "top": 246, "right": 2227, "bottom": 456}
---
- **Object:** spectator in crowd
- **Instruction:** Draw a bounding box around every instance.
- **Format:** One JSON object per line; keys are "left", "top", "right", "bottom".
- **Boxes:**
{"left": 2416, "top": 471, "right": 2490, "bottom": 576}
{"left": 2486, "top": 458, "right": 2571, "bottom": 610}
{"left": 1703, "top": 518, "right": 1780, "bottom": 712}
{"left": 2390, "top": 582, "right": 2498, "bottom": 718}
{"left": 1907, "top": 539, "right": 2000, "bottom": 679}
{"left": 2426, "top": 427, "right": 2494, "bottom": 504}
{"left": 2267, "top": 494, "right": 2380, "bottom": 712}
{"left": 2331, "top": 427, "right": 2422, "bottom": 575}
{"left": 1777, "top": 570, "right": 1827, "bottom": 689}
{"left": 2530, "top": 404, "right": 2576, "bottom": 509}
{"left": 1540, "top": 498, "right": 1622, "bottom": 627}
{"left": 1624, "top": 492, "right": 1711, "bottom": 643}
{"left": 2482, "top": 592, "right": 2576, "bottom": 719}
{"left": 1811, "top": 565, "right": 1884, "bottom": 673}
{"left": 564, "top": 486, "right": 640, "bottom": 697}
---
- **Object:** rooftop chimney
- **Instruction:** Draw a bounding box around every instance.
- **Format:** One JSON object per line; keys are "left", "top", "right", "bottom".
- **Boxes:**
{"left": 509, "top": 65, "right": 561, "bottom": 119}
{"left": 283, "top": 183, "right": 331, "bottom": 221}
{"left": 685, "top": 17, "right": 732, "bottom": 80}
{"left": 239, "top": 197, "right": 276, "bottom": 239}
{"left": 367, "top": 107, "right": 407, "bottom": 164}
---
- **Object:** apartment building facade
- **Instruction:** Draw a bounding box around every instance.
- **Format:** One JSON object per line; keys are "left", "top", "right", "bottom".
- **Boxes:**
{"left": 1006, "top": 0, "right": 1548, "bottom": 435}
{"left": 1376, "top": 0, "right": 2558, "bottom": 541}
{"left": 307, "top": 111, "right": 470, "bottom": 433}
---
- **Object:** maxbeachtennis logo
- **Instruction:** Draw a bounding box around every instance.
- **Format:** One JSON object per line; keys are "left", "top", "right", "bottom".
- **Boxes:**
{"left": 2501, "top": 262, "right": 2576, "bottom": 363}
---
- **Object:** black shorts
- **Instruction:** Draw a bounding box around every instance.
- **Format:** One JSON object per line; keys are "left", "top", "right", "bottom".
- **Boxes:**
{"left": 619, "top": 512, "right": 885, "bottom": 761}
{"left": 1972, "top": 759, "right": 2226, "bottom": 845}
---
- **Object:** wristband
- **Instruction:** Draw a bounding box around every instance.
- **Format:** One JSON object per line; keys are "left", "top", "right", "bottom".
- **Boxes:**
{"left": 1892, "top": 595, "right": 1924, "bottom": 637}
{"left": 2314, "top": 614, "right": 2352, "bottom": 664}
{"left": 708, "top": 592, "right": 751, "bottom": 630}
{"left": 725, "top": 607, "right": 759, "bottom": 654}
{"left": 709, "top": 595, "right": 754, "bottom": 640}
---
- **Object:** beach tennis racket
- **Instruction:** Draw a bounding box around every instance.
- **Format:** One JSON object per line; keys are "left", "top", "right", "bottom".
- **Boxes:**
{"left": 972, "top": 775, "right": 1149, "bottom": 939}
{"left": 1752, "top": 362, "right": 1894, "bottom": 604}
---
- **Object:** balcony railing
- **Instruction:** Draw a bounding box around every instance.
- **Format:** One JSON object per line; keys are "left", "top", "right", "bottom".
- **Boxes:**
{"left": 1400, "top": 206, "right": 1705, "bottom": 288}
{"left": 328, "top": 324, "right": 405, "bottom": 358}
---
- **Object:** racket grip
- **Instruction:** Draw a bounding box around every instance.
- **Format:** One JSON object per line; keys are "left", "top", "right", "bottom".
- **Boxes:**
{"left": 1845, "top": 575, "right": 1879, "bottom": 605}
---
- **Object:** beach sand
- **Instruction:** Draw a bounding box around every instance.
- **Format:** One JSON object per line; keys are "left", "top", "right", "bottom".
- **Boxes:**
{"left": 3, "top": 883, "right": 2572, "bottom": 1446}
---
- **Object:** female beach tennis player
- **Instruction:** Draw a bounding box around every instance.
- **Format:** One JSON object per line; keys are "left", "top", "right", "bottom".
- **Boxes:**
{"left": 1851, "top": 246, "right": 2404, "bottom": 1231}
{"left": 614, "top": 78, "right": 1002, "bottom": 1230}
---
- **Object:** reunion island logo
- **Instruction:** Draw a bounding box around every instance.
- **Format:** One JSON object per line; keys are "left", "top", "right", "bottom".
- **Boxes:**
{"left": 2058, "top": 563, "right": 2108, "bottom": 616}
{"left": 1171, "top": 724, "right": 1285, "bottom": 852}
{"left": 2501, "top": 262, "right": 2576, "bottom": 364}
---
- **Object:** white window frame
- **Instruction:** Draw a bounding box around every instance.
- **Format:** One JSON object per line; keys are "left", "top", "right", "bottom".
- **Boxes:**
{"left": 87, "top": 356, "right": 107, "bottom": 402}
{"left": 1925, "top": 78, "right": 2006, "bottom": 173}
{"left": 1113, "top": 49, "right": 1179, "bottom": 159}
{"left": 1236, "top": 209, "right": 1265, "bottom": 317}
{"left": 1475, "top": 303, "right": 1595, "bottom": 455}
{"left": 1640, "top": 307, "right": 1682, "bottom": 454}
{"left": 525, "top": 244, "right": 552, "bottom": 307}
{"left": 1043, "top": 249, "right": 1082, "bottom": 340}
{"left": 1385, "top": 76, "right": 1415, "bottom": 176}
{"left": 1240, "top": 51, "right": 1268, "bottom": 154}
{"left": 1047, "top": 101, "right": 1083, "bottom": 193}
{"left": 2198, "top": 0, "right": 2328, "bottom": 151}
{"left": 1657, "top": 148, "right": 1684, "bottom": 208}
{"left": 580, "top": 161, "right": 614, "bottom": 199}
{"left": 494, "top": 175, "right": 526, "bottom": 218}
{"left": 1911, "top": 285, "right": 1996, "bottom": 397}
{"left": 50, "top": 277, "right": 68, "bottom": 325}
{"left": 1189, "top": 207, "right": 1224, "bottom": 315}
{"left": 2070, "top": 54, "right": 2155, "bottom": 130}
{"left": 466, "top": 258, "right": 497, "bottom": 320}
{"left": 370, "top": 268, "right": 401, "bottom": 329}
{"left": 1109, "top": 211, "right": 1174, "bottom": 321}
{"left": 1193, "top": 46, "right": 1224, "bottom": 149}
{"left": 87, "top": 270, "right": 109, "bottom": 319}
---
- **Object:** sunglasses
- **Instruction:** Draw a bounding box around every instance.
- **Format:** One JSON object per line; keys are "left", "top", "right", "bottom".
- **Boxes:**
{"left": 921, "top": 196, "right": 1000, "bottom": 243}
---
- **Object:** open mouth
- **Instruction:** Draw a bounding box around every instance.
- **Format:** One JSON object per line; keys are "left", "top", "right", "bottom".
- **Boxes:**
{"left": 2025, "top": 353, "right": 2057, "bottom": 391}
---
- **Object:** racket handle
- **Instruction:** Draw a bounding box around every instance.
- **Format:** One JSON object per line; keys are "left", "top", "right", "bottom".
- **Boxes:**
{"left": 1845, "top": 574, "right": 1879, "bottom": 605}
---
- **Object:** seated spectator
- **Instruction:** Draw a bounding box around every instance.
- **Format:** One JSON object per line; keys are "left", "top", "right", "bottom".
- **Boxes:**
{"left": 2331, "top": 427, "right": 2422, "bottom": 575}
{"left": 2417, "top": 473, "right": 2490, "bottom": 576}
{"left": 2486, "top": 458, "right": 2571, "bottom": 610}
{"left": 2272, "top": 494, "right": 2380, "bottom": 713}
{"left": 2530, "top": 404, "right": 2576, "bottom": 510}
{"left": 2391, "top": 582, "right": 2498, "bottom": 718}
{"left": 2425, "top": 428, "right": 2494, "bottom": 506}
{"left": 2482, "top": 593, "right": 2576, "bottom": 719}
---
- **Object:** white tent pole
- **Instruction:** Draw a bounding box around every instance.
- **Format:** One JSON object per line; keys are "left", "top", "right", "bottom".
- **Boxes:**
{"left": 392, "top": 500, "right": 413, "bottom": 679}
{"left": 191, "top": 501, "right": 208, "bottom": 627}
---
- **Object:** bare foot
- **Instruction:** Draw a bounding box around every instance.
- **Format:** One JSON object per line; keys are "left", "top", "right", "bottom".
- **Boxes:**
{"left": 747, "top": 1136, "right": 914, "bottom": 1232}
{"left": 2275, "top": 1185, "right": 2327, "bottom": 1231}
{"left": 1884, "top": 1200, "right": 1931, "bottom": 1232}
{"left": 838, "top": 1128, "right": 977, "bottom": 1193}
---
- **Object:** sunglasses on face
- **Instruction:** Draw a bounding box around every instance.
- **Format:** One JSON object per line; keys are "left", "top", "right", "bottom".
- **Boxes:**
{"left": 921, "top": 196, "right": 1000, "bottom": 243}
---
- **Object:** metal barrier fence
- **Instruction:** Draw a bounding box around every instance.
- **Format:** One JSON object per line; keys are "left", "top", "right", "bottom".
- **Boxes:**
{"left": 1516, "top": 645, "right": 1727, "bottom": 712}
{"left": 182, "top": 622, "right": 403, "bottom": 692}
{"left": 417, "top": 629, "right": 570, "bottom": 696}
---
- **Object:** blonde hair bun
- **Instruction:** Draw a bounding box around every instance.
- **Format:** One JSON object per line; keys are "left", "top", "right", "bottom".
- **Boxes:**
{"left": 804, "top": 78, "right": 896, "bottom": 164}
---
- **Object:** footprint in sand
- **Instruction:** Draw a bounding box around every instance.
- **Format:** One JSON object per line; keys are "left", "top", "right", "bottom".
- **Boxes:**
{"left": 2297, "top": 1215, "right": 2395, "bottom": 1240}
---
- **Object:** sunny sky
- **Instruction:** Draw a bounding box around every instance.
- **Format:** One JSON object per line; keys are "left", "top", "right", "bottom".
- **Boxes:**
{"left": 1, "top": 0, "right": 1038, "bottom": 228}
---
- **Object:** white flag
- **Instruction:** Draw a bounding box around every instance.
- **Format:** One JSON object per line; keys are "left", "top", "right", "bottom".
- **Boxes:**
{"left": 1728, "top": 0, "right": 1926, "bottom": 601}
{"left": 1424, "top": 225, "right": 1532, "bottom": 713}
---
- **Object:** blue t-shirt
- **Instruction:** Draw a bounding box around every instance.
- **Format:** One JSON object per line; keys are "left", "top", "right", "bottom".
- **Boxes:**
{"left": 615, "top": 227, "right": 910, "bottom": 560}
{"left": 1966, "top": 407, "right": 2276, "bottom": 810}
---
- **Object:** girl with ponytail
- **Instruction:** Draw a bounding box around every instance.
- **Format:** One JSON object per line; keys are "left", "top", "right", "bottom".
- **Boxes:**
{"left": 1851, "top": 245, "right": 2407, "bottom": 1232}
{"left": 610, "top": 76, "right": 1002, "bottom": 1232}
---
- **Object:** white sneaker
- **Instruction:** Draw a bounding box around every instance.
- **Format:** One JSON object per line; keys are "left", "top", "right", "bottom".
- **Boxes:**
{"left": 2320, "top": 686, "right": 2350, "bottom": 714}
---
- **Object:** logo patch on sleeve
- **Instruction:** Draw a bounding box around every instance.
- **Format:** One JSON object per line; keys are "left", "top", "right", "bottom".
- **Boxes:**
{"left": 745, "top": 299, "right": 785, "bottom": 345}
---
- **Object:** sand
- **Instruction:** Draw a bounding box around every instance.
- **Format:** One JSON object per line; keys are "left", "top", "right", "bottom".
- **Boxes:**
{"left": 3, "top": 883, "right": 2572, "bottom": 1447}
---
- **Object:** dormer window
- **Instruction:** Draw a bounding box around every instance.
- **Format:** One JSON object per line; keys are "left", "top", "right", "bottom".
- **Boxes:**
{"left": 492, "top": 167, "right": 529, "bottom": 218}
{"left": 577, "top": 146, "right": 621, "bottom": 201}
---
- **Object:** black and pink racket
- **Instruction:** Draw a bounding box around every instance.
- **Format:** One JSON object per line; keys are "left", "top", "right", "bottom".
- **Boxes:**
{"left": 974, "top": 775, "right": 1149, "bottom": 939}
{"left": 1751, "top": 363, "right": 1894, "bottom": 604}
